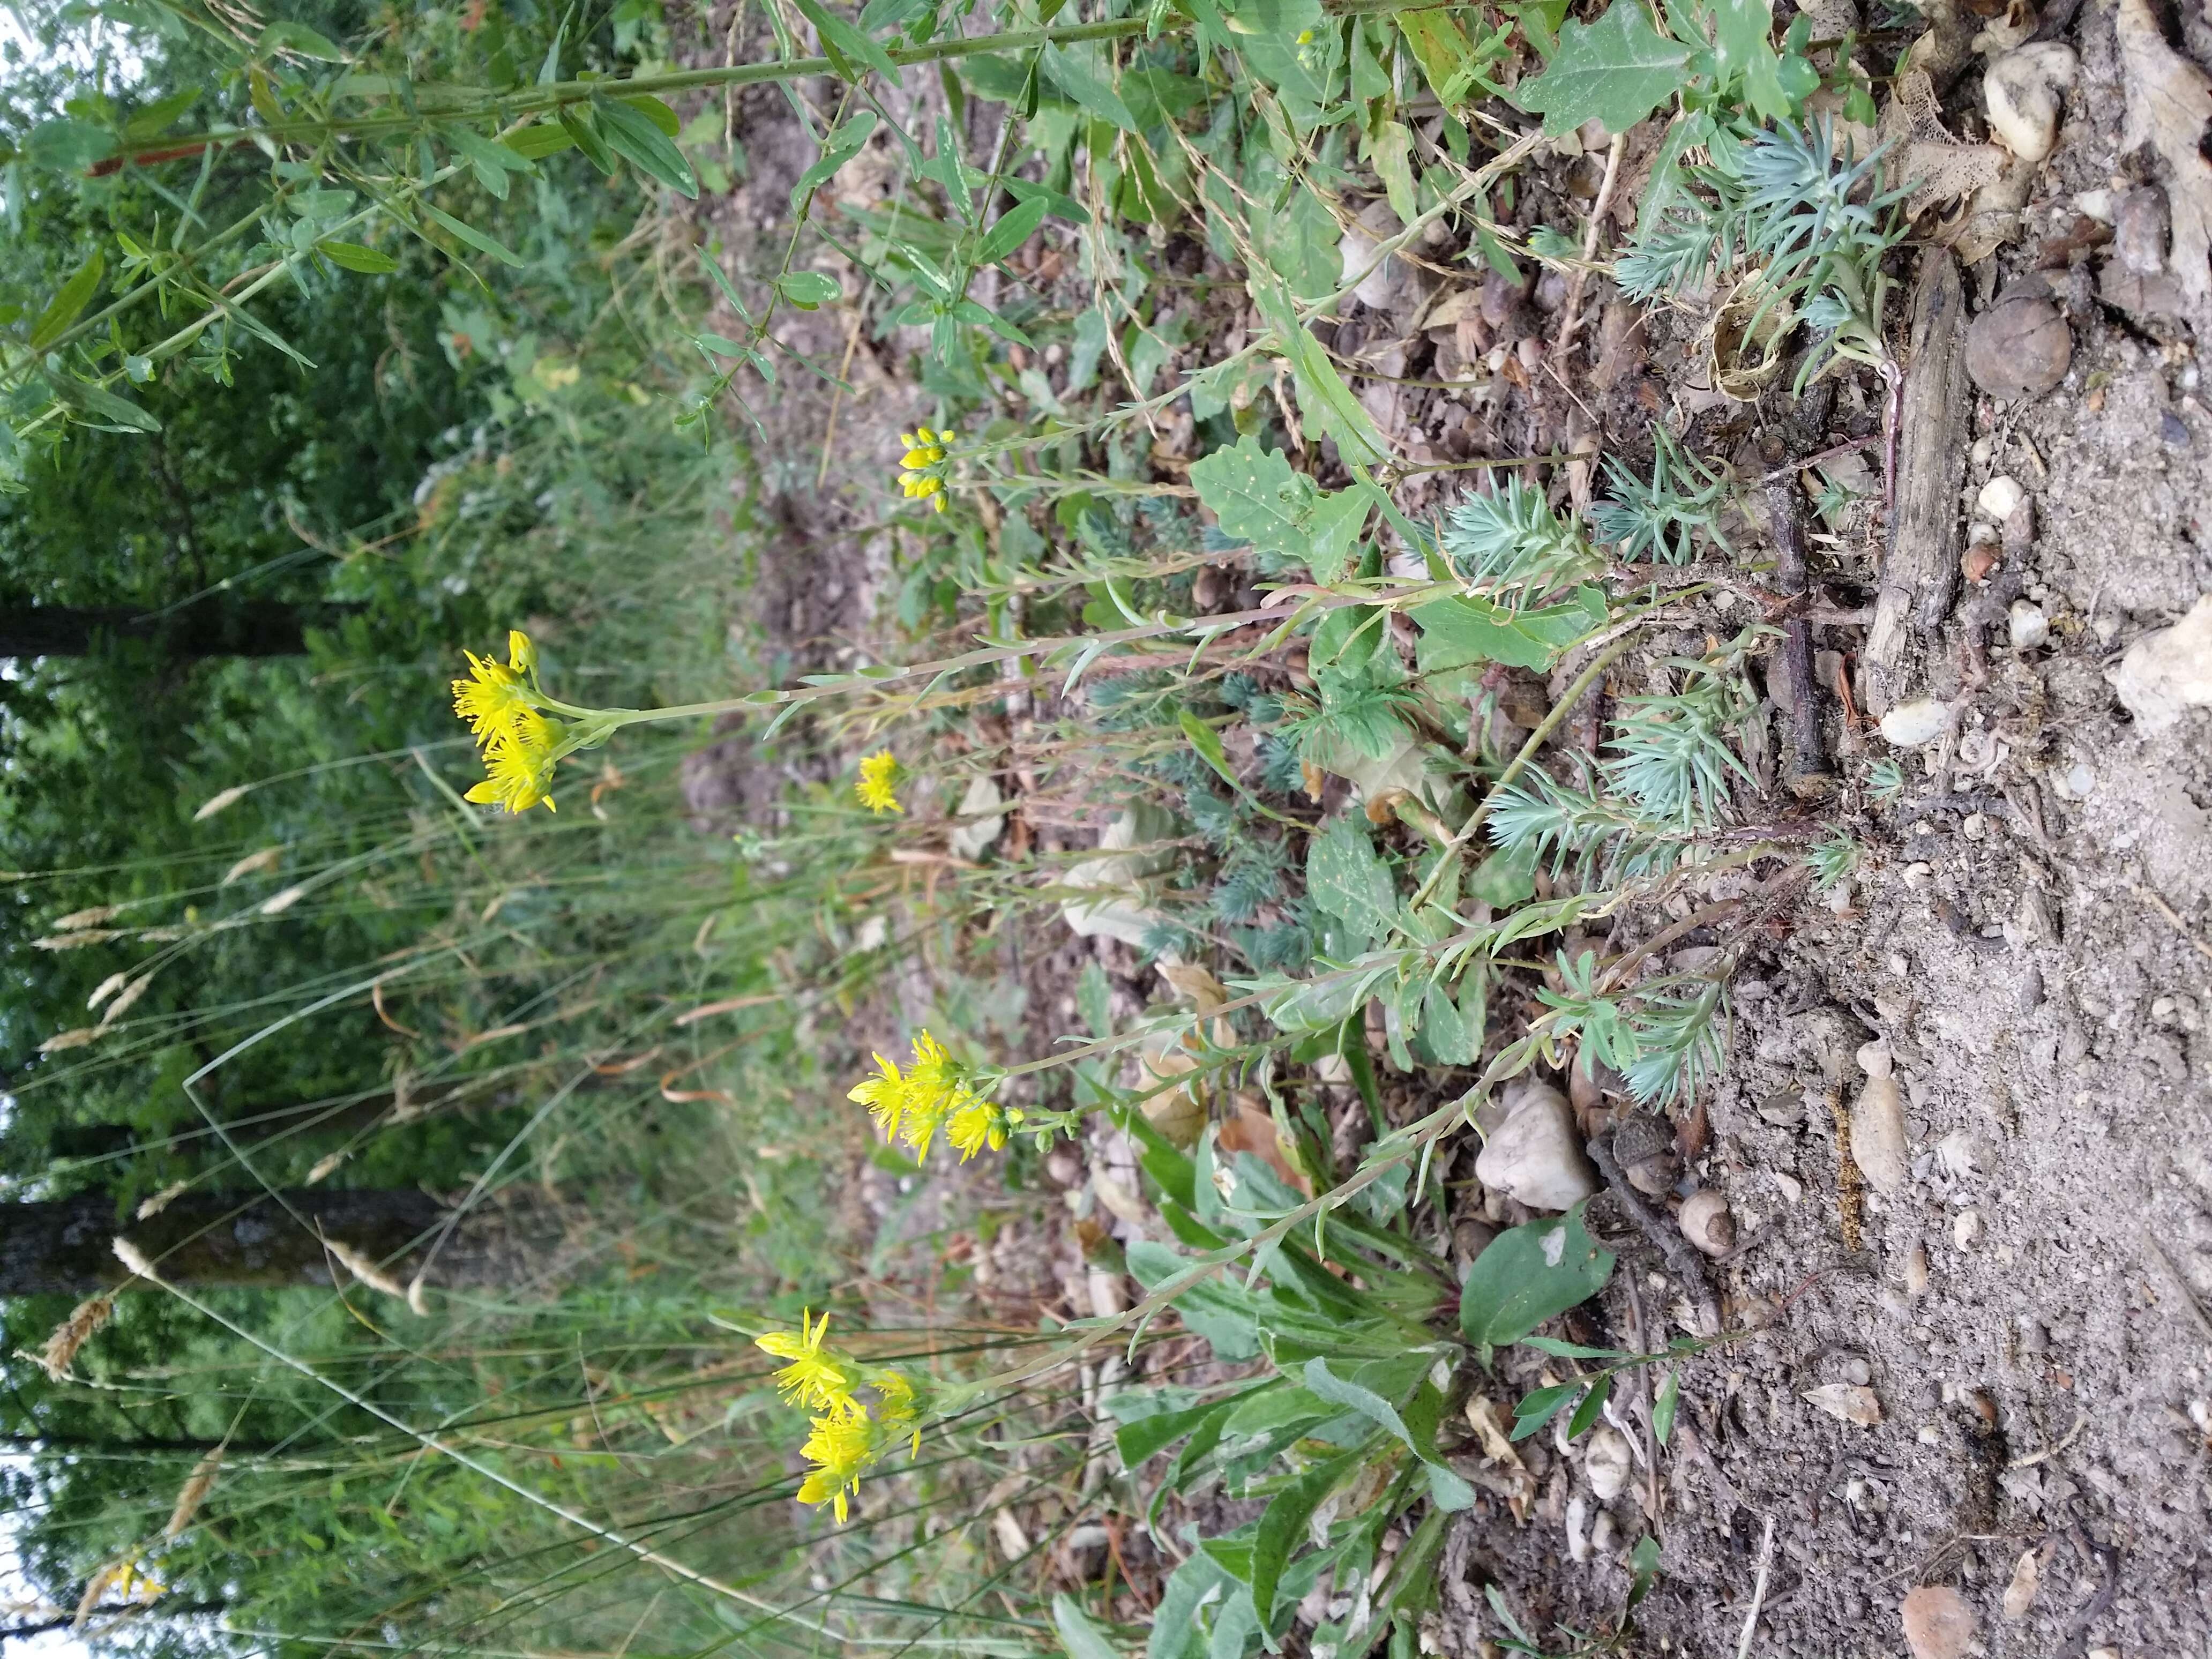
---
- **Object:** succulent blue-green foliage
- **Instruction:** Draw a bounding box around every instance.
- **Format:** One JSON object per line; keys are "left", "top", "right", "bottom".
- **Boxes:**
{"left": 1588, "top": 427, "right": 1737, "bottom": 565}
{"left": 1601, "top": 667, "right": 1759, "bottom": 829}
{"left": 1615, "top": 119, "right": 1908, "bottom": 388}
{"left": 1438, "top": 475, "right": 1601, "bottom": 601}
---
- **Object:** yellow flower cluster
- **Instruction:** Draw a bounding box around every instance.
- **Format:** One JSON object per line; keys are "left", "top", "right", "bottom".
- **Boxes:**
{"left": 451, "top": 631, "right": 562, "bottom": 813}
{"left": 849, "top": 1030, "right": 1012, "bottom": 1163}
{"left": 855, "top": 749, "right": 901, "bottom": 815}
{"left": 754, "top": 1311, "right": 921, "bottom": 1523}
{"left": 896, "top": 426, "right": 953, "bottom": 513}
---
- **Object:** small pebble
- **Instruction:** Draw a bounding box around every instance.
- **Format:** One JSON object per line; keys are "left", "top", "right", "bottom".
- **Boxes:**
{"left": 2002, "top": 1548, "right": 2041, "bottom": 1619}
{"left": 1977, "top": 475, "right": 2026, "bottom": 521}
{"left": 1901, "top": 1585, "right": 1977, "bottom": 1659}
{"left": 2115, "top": 185, "right": 2170, "bottom": 275}
{"left": 2019, "top": 1318, "right": 2049, "bottom": 1355}
{"left": 1952, "top": 1208, "right": 1984, "bottom": 1250}
{"left": 1474, "top": 1082, "right": 1597, "bottom": 1211}
{"left": 2161, "top": 410, "right": 2191, "bottom": 446}
{"left": 1963, "top": 812, "right": 1988, "bottom": 840}
{"left": 1880, "top": 698, "right": 1953, "bottom": 748}
{"left": 1806, "top": 1382, "right": 1883, "bottom": 1426}
{"left": 2009, "top": 600, "right": 2051, "bottom": 650}
{"left": 1583, "top": 1426, "right": 1632, "bottom": 1501}
{"left": 1905, "top": 1241, "right": 1931, "bottom": 1296}
{"left": 1679, "top": 1189, "right": 1735, "bottom": 1258}
{"left": 1564, "top": 1495, "right": 1592, "bottom": 1563}
{"left": 1839, "top": 1355, "right": 1873, "bottom": 1385}
{"left": 1965, "top": 289, "right": 2072, "bottom": 399}
{"left": 1759, "top": 1089, "right": 1806, "bottom": 1127}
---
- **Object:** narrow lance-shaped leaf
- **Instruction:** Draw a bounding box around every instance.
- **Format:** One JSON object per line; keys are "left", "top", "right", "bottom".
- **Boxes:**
{"left": 31, "top": 252, "right": 104, "bottom": 350}
{"left": 593, "top": 95, "right": 698, "bottom": 198}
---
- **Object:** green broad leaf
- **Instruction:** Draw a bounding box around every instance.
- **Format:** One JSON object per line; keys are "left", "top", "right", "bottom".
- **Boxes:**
{"left": 64, "top": 380, "right": 162, "bottom": 432}
{"left": 1467, "top": 838, "right": 1538, "bottom": 908}
{"left": 1653, "top": 1367, "right": 1679, "bottom": 1445}
{"left": 506, "top": 120, "right": 575, "bottom": 160}
{"left": 1252, "top": 180, "right": 1341, "bottom": 302}
{"left": 1628, "top": 1532, "right": 1665, "bottom": 1609}
{"left": 1125, "top": 1240, "right": 1262, "bottom": 1361}
{"left": 421, "top": 203, "right": 525, "bottom": 267}
{"left": 1149, "top": 1553, "right": 1233, "bottom": 1659}
{"left": 977, "top": 196, "right": 1048, "bottom": 265}
{"left": 558, "top": 106, "right": 618, "bottom": 174}
{"left": 1253, "top": 1444, "right": 1367, "bottom": 1625}
{"left": 1366, "top": 119, "right": 1417, "bottom": 229}
{"left": 1051, "top": 1593, "right": 1125, "bottom": 1659}
{"left": 1514, "top": 0, "right": 1694, "bottom": 137}
{"left": 593, "top": 95, "right": 699, "bottom": 197}
{"left": 506, "top": 122, "right": 575, "bottom": 160}
{"left": 1419, "top": 978, "right": 1481, "bottom": 1065}
{"left": 1305, "top": 816, "right": 1398, "bottom": 951}
{"left": 1309, "top": 604, "right": 1387, "bottom": 674}
{"left": 775, "top": 271, "right": 842, "bottom": 309}
{"left": 30, "top": 253, "right": 104, "bottom": 349}
{"left": 622, "top": 93, "right": 682, "bottom": 136}
{"left": 1253, "top": 277, "right": 1389, "bottom": 467}
{"left": 1509, "top": 1382, "right": 1580, "bottom": 1441}
{"left": 791, "top": 111, "right": 878, "bottom": 213}
{"left": 1305, "top": 1359, "right": 1476, "bottom": 1511}
{"left": 1115, "top": 1387, "right": 1257, "bottom": 1470}
{"left": 1459, "top": 1204, "right": 1616, "bottom": 1350}
{"left": 1003, "top": 175, "right": 1087, "bottom": 225}
{"left": 1176, "top": 712, "right": 1242, "bottom": 798}
{"left": 1521, "top": 1334, "right": 1632, "bottom": 1361}
{"left": 1187, "top": 436, "right": 1372, "bottom": 579}
{"left": 791, "top": 0, "right": 902, "bottom": 80}
{"left": 1710, "top": 0, "right": 1789, "bottom": 117}
{"left": 319, "top": 240, "right": 398, "bottom": 274}
{"left": 122, "top": 88, "right": 198, "bottom": 142}
{"left": 24, "top": 118, "right": 115, "bottom": 171}
{"left": 1411, "top": 586, "right": 1608, "bottom": 672}
{"left": 1042, "top": 39, "right": 1142, "bottom": 130}
{"left": 1257, "top": 966, "right": 1381, "bottom": 1035}
{"left": 1224, "top": 0, "right": 1332, "bottom": 129}
{"left": 1190, "top": 435, "right": 1314, "bottom": 552}
{"left": 1397, "top": 8, "right": 1489, "bottom": 104}
{"left": 1566, "top": 1370, "right": 1612, "bottom": 1438}
{"left": 696, "top": 248, "right": 753, "bottom": 323}
{"left": 257, "top": 19, "right": 349, "bottom": 59}
{"left": 950, "top": 298, "right": 1034, "bottom": 349}
{"left": 442, "top": 124, "right": 534, "bottom": 197}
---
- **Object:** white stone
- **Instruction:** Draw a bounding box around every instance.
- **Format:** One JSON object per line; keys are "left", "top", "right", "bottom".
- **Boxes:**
{"left": 1977, "top": 475, "right": 2027, "bottom": 522}
{"left": 1879, "top": 698, "right": 1953, "bottom": 747}
{"left": 1851, "top": 1075, "right": 1910, "bottom": 1194}
{"left": 1583, "top": 1426, "right": 1633, "bottom": 1501}
{"left": 1564, "top": 1496, "right": 1592, "bottom": 1563}
{"left": 2108, "top": 593, "right": 2212, "bottom": 734}
{"left": 1983, "top": 43, "right": 2076, "bottom": 164}
{"left": 1474, "top": 1082, "right": 1597, "bottom": 1212}
{"left": 2008, "top": 600, "right": 2051, "bottom": 651}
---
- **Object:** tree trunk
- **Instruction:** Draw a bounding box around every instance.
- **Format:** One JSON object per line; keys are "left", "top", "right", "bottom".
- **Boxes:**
{"left": 0, "top": 599, "right": 358, "bottom": 660}
{"left": 0, "top": 1189, "right": 570, "bottom": 1296}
